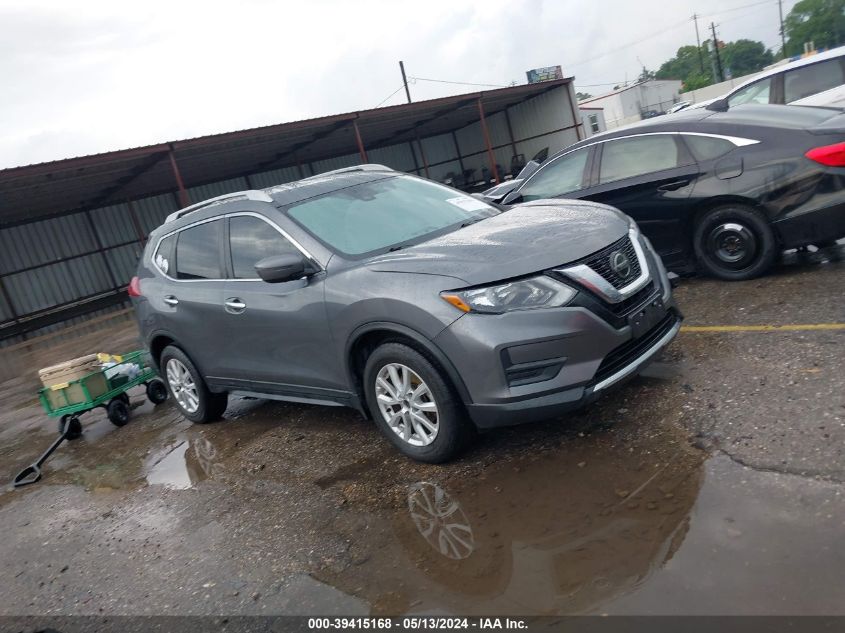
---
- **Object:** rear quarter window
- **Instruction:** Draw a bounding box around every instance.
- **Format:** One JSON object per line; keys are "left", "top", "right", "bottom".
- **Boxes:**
{"left": 683, "top": 135, "right": 736, "bottom": 161}
{"left": 153, "top": 234, "right": 176, "bottom": 276}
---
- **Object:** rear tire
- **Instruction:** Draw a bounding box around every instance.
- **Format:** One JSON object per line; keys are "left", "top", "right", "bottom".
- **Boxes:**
{"left": 363, "top": 343, "right": 474, "bottom": 463}
{"left": 160, "top": 345, "right": 227, "bottom": 423}
{"left": 693, "top": 204, "right": 777, "bottom": 280}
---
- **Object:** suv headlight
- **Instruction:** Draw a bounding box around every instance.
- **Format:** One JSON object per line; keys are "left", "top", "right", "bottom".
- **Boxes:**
{"left": 441, "top": 276, "right": 576, "bottom": 314}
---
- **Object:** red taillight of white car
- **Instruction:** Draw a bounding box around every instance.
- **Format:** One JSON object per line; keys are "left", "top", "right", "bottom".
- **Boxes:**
{"left": 127, "top": 276, "right": 142, "bottom": 297}
{"left": 805, "top": 142, "right": 845, "bottom": 166}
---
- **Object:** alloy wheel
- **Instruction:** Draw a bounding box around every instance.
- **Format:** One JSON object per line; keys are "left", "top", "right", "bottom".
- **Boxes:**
{"left": 165, "top": 358, "right": 199, "bottom": 414}
{"left": 375, "top": 363, "right": 439, "bottom": 446}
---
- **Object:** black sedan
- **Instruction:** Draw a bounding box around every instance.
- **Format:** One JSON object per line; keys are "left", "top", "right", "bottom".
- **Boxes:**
{"left": 485, "top": 103, "right": 845, "bottom": 280}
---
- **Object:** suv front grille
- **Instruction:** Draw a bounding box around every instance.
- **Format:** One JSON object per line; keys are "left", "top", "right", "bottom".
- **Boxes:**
{"left": 570, "top": 235, "right": 642, "bottom": 290}
{"left": 593, "top": 312, "right": 678, "bottom": 384}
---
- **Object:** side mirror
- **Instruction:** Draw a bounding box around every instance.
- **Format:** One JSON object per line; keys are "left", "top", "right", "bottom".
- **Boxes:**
{"left": 706, "top": 97, "right": 729, "bottom": 112}
{"left": 254, "top": 254, "right": 311, "bottom": 283}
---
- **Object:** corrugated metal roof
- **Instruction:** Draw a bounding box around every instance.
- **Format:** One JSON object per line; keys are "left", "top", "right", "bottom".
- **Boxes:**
{"left": 0, "top": 79, "right": 572, "bottom": 226}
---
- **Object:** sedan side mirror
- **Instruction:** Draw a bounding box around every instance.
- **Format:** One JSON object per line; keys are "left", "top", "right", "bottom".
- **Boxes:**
{"left": 254, "top": 254, "right": 312, "bottom": 283}
{"left": 706, "top": 97, "right": 729, "bottom": 112}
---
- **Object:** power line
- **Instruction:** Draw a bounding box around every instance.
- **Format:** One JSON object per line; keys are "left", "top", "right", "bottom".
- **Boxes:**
{"left": 374, "top": 84, "right": 406, "bottom": 108}
{"left": 409, "top": 76, "right": 509, "bottom": 88}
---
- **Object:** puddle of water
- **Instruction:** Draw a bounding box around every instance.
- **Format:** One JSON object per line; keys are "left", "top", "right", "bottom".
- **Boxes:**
{"left": 144, "top": 436, "right": 222, "bottom": 489}
{"left": 315, "top": 435, "right": 845, "bottom": 615}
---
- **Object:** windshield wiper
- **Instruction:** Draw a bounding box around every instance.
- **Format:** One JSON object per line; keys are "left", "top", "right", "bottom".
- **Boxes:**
{"left": 388, "top": 245, "right": 405, "bottom": 252}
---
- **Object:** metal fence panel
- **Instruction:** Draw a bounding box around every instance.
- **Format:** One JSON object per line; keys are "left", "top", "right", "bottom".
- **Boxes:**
{"left": 187, "top": 177, "right": 249, "bottom": 204}
{"left": 367, "top": 143, "right": 416, "bottom": 173}
{"left": 89, "top": 203, "right": 136, "bottom": 248}
{"left": 419, "top": 133, "right": 458, "bottom": 166}
{"left": 133, "top": 193, "right": 178, "bottom": 236}
{"left": 105, "top": 243, "right": 143, "bottom": 285}
{"left": 311, "top": 153, "right": 358, "bottom": 175}
{"left": 0, "top": 212, "right": 98, "bottom": 274}
{"left": 508, "top": 86, "right": 574, "bottom": 141}
{"left": 455, "top": 112, "right": 511, "bottom": 158}
{"left": 249, "top": 166, "right": 302, "bottom": 189}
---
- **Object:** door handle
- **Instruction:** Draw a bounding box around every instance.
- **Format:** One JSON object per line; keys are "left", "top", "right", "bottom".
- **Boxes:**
{"left": 657, "top": 179, "right": 690, "bottom": 192}
{"left": 163, "top": 295, "right": 179, "bottom": 306}
{"left": 225, "top": 298, "right": 247, "bottom": 313}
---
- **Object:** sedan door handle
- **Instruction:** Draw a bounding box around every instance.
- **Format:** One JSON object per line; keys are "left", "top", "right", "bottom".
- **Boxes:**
{"left": 163, "top": 295, "right": 179, "bottom": 306}
{"left": 225, "top": 298, "right": 246, "bottom": 313}
{"left": 657, "top": 179, "right": 691, "bottom": 192}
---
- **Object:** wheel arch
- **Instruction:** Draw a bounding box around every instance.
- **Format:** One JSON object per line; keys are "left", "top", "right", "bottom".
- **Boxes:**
{"left": 346, "top": 322, "right": 473, "bottom": 417}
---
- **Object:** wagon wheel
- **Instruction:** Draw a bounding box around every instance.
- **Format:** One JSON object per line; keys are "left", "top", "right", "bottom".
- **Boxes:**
{"left": 116, "top": 392, "right": 131, "bottom": 405}
{"left": 146, "top": 379, "right": 168, "bottom": 405}
{"left": 107, "top": 399, "right": 131, "bottom": 427}
{"left": 58, "top": 415, "right": 83, "bottom": 440}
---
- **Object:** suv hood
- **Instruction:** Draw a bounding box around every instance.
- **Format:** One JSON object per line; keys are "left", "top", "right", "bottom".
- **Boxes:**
{"left": 367, "top": 200, "right": 630, "bottom": 286}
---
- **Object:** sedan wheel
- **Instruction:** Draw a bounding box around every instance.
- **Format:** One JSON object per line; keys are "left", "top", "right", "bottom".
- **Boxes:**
{"left": 375, "top": 363, "right": 439, "bottom": 447}
{"left": 166, "top": 358, "right": 200, "bottom": 414}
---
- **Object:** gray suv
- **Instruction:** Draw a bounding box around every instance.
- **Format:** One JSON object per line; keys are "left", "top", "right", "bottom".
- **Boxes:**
{"left": 130, "top": 165, "right": 681, "bottom": 462}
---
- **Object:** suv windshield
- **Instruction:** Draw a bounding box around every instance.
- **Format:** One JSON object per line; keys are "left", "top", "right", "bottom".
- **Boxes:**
{"left": 286, "top": 175, "right": 499, "bottom": 256}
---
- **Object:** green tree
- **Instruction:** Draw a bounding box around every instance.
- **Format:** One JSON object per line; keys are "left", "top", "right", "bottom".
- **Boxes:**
{"left": 656, "top": 45, "right": 707, "bottom": 81}
{"left": 575, "top": 91, "right": 593, "bottom": 101}
{"left": 722, "top": 39, "right": 774, "bottom": 77}
{"left": 784, "top": 0, "right": 845, "bottom": 56}
{"left": 683, "top": 71, "right": 713, "bottom": 91}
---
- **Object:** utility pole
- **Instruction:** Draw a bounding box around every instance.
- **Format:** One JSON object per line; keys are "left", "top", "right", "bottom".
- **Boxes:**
{"left": 777, "top": 0, "right": 787, "bottom": 58}
{"left": 692, "top": 14, "right": 705, "bottom": 73}
{"left": 710, "top": 22, "right": 724, "bottom": 83}
{"left": 399, "top": 61, "right": 412, "bottom": 103}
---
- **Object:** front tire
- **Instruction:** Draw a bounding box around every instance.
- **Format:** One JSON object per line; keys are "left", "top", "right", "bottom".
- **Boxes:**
{"left": 693, "top": 204, "right": 777, "bottom": 280}
{"left": 363, "top": 343, "right": 474, "bottom": 463}
{"left": 160, "top": 346, "right": 227, "bottom": 423}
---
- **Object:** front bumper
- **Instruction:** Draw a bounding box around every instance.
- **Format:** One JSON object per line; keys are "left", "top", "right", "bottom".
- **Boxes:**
{"left": 434, "top": 249, "right": 681, "bottom": 429}
{"left": 461, "top": 312, "right": 681, "bottom": 428}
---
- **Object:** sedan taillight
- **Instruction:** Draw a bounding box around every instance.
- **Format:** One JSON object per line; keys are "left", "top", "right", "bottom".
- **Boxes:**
{"left": 127, "top": 276, "right": 142, "bottom": 297}
{"left": 805, "top": 142, "right": 845, "bottom": 166}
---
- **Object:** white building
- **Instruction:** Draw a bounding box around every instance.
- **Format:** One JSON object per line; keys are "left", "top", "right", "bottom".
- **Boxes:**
{"left": 579, "top": 107, "right": 607, "bottom": 137}
{"left": 578, "top": 80, "right": 683, "bottom": 129}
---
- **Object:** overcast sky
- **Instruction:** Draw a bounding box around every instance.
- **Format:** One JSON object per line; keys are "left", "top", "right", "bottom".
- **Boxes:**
{"left": 0, "top": 0, "right": 796, "bottom": 169}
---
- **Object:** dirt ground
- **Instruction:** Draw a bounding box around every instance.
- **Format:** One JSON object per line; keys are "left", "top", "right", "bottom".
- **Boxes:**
{"left": 1, "top": 244, "right": 843, "bottom": 616}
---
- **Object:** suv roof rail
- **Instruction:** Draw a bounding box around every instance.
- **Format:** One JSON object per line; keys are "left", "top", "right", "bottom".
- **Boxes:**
{"left": 302, "top": 164, "right": 395, "bottom": 180}
{"left": 164, "top": 190, "right": 274, "bottom": 224}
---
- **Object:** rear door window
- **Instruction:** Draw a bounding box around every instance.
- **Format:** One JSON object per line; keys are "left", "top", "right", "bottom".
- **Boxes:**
{"left": 518, "top": 149, "right": 590, "bottom": 201}
{"left": 784, "top": 58, "right": 845, "bottom": 103}
{"left": 175, "top": 220, "right": 222, "bottom": 280}
{"left": 598, "top": 135, "right": 685, "bottom": 184}
{"left": 228, "top": 215, "right": 302, "bottom": 279}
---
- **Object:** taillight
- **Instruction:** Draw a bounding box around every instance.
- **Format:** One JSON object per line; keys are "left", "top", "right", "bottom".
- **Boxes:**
{"left": 805, "top": 142, "right": 845, "bottom": 166}
{"left": 127, "top": 276, "right": 142, "bottom": 297}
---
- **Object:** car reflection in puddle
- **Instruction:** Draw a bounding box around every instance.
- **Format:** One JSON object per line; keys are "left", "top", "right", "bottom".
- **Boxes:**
{"left": 317, "top": 428, "right": 705, "bottom": 615}
{"left": 407, "top": 482, "right": 475, "bottom": 560}
{"left": 144, "top": 436, "right": 221, "bottom": 490}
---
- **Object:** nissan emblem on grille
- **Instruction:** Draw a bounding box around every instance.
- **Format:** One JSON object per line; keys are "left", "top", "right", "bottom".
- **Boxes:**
{"left": 609, "top": 251, "right": 632, "bottom": 280}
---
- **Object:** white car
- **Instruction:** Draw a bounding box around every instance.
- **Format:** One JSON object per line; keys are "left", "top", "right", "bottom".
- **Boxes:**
{"left": 689, "top": 46, "right": 845, "bottom": 110}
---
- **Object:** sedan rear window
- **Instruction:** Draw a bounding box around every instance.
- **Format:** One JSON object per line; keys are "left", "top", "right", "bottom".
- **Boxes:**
{"left": 286, "top": 176, "right": 499, "bottom": 256}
